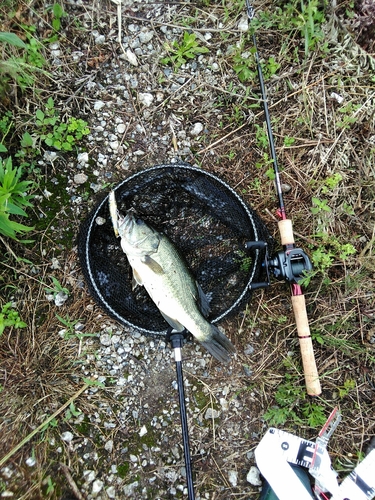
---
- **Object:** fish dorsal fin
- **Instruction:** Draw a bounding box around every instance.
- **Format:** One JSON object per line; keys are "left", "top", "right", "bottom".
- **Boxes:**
{"left": 196, "top": 282, "right": 211, "bottom": 318}
{"left": 141, "top": 255, "right": 165, "bottom": 274}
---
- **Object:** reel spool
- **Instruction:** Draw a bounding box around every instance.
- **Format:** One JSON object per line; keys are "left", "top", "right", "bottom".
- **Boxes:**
{"left": 78, "top": 163, "right": 274, "bottom": 336}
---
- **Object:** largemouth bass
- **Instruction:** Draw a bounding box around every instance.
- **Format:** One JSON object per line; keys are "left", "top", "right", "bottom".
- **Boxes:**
{"left": 110, "top": 194, "right": 235, "bottom": 363}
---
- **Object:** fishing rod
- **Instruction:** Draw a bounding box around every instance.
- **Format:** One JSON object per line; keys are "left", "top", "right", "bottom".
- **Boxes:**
{"left": 245, "top": 0, "right": 321, "bottom": 396}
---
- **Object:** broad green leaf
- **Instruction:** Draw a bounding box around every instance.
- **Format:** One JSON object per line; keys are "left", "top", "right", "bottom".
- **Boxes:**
{"left": 0, "top": 32, "right": 26, "bottom": 48}
{"left": 36, "top": 109, "right": 44, "bottom": 121}
{"left": 53, "top": 3, "right": 64, "bottom": 18}
{"left": 21, "top": 132, "right": 33, "bottom": 148}
{"left": 6, "top": 202, "right": 28, "bottom": 216}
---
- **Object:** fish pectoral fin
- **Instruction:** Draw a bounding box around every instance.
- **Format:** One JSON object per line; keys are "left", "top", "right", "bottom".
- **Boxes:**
{"left": 132, "top": 269, "right": 143, "bottom": 290}
{"left": 160, "top": 312, "right": 184, "bottom": 332}
{"left": 196, "top": 282, "right": 211, "bottom": 318}
{"left": 141, "top": 255, "right": 165, "bottom": 275}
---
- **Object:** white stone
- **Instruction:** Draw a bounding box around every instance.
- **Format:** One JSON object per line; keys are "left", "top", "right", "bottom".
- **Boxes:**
{"left": 51, "top": 257, "right": 60, "bottom": 269}
{"left": 54, "top": 292, "right": 68, "bottom": 307}
{"left": 44, "top": 150, "right": 58, "bottom": 162}
{"left": 94, "top": 100, "right": 105, "bottom": 111}
{"left": 104, "top": 440, "right": 113, "bottom": 452}
{"left": 220, "top": 398, "right": 229, "bottom": 411}
{"left": 71, "top": 51, "right": 83, "bottom": 61}
{"left": 126, "top": 48, "right": 138, "bottom": 66}
{"left": 139, "top": 92, "right": 154, "bottom": 107}
{"left": 100, "top": 333, "right": 112, "bottom": 346}
{"left": 123, "top": 482, "right": 139, "bottom": 496}
{"left": 246, "top": 466, "right": 262, "bottom": 486}
{"left": 77, "top": 152, "right": 89, "bottom": 164}
{"left": 238, "top": 17, "right": 249, "bottom": 32}
{"left": 92, "top": 479, "right": 104, "bottom": 495}
{"left": 139, "top": 425, "right": 147, "bottom": 437}
{"left": 228, "top": 470, "right": 238, "bottom": 487}
{"left": 330, "top": 92, "right": 344, "bottom": 104}
{"left": 204, "top": 408, "right": 220, "bottom": 419}
{"left": 109, "top": 140, "right": 119, "bottom": 150}
{"left": 106, "top": 486, "right": 116, "bottom": 498}
{"left": 117, "top": 123, "right": 126, "bottom": 134}
{"left": 95, "top": 216, "right": 106, "bottom": 226}
{"left": 139, "top": 30, "right": 154, "bottom": 43}
{"left": 130, "top": 454, "right": 138, "bottom": 462}
{"left": 83, "top": 470, "right": 96, "bottom": 483}
{"left": 25, "top": 457, "right": 36, "bottom": 467}
{"left": 61, "top": 431, "right": 74, "bottom": 443}
{"left": 73, "top": 173, "right": 88, "bottom": 184}
{"left": 1, "top": 467, "right": 13, "bottom": 479}
{"left": 191, "top": 122, "right": 204, "bottom": 136}
{"left": 117, "top": 377, "right": 127, "bottom": 386}
{"left": 94, "top": 35, "right": 105, "bottom": 45}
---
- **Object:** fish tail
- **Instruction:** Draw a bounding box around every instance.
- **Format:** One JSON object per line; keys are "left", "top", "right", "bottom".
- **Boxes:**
{"left": 200, "top": 325, "right": 235, "bottom": 364}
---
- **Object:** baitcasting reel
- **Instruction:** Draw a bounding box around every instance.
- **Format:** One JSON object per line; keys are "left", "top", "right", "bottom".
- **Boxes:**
{"left": 245, "top": 240, "right": 313, "bottom": 288}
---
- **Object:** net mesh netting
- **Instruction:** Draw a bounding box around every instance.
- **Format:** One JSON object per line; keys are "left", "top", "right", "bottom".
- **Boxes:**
{"left": 78, "top": 163, "right": 274, "bottom": 336}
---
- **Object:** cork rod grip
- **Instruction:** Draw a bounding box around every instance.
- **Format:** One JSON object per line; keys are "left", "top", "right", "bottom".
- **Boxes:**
{"left": 278, "top": 219, "right": 294, "bottom": 246}
{"left": 291, "top": 294, "right": 321, "bottom": 396}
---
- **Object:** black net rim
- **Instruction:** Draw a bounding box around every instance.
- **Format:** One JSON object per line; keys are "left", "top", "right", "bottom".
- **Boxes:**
{"left": 78, "top": 162, "right": 273, "bottom": 337}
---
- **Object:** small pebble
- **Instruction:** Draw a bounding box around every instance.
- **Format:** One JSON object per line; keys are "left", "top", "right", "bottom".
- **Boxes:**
{"left": 25, "top": 457, "right": 36, "bottom": 467}
{"left": 109, "top": 140, "right": 119, "bottom": 150}
{"left": 94, "top": 100, "right": 105, "bottom": 111}
{"left": 54, "top": 292, "right": 68, "bottom": 307}
{"left": 106, "top": 486, "right": 116, "bottom": 499}
{"left": 238, "top": 17, "right": 249, "bottom": 32}
{"left": 139, "top": 30, "right": 154, "bottom": 44}
{"left": 61, "top": 431, "right": 74, "bottom": 443}
{"left": 228, "top": 470, "right": 238, "bottom": 487}
{"left": 77, "top": 152, "right": 89, "bottom": 165}
{"left": 139, "top": 92, "right": 154, "bottom": 107}
{"left": 74, "top": 173, "right": 88, "bottom": 184}
{"left": 191, "top": 122, "right": 204, "bottom": 136}
{"left": 95, "top": 216, "right": 106, "bottom": 225}
{"left": 92, "top": 479, "right": 104, "bottom": 495}
{"left": 100, "top": 334, "right": 112, "bottom": 346}
{"left": 281, "top": 183, "right": 292, "bottom": 193}
{"left": 83, "top": 470, "right": 96, "bottom": 483}
{"left": 139, "top": 425, "right": 147, "bottom": 437}
{"left": 247, "top": 466, "right": 262, "bottom": 486}
{"left": 104, "top": 440, "right": 113, "bottom": 452}
{"left": 126, "top": 48, "right": 138, "bottom": 66}
{"left": 204, "top": 408, "right": 220, "bottom": 419}
{"left": 117, "top": 123, "right": 126, "bottom": 134}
